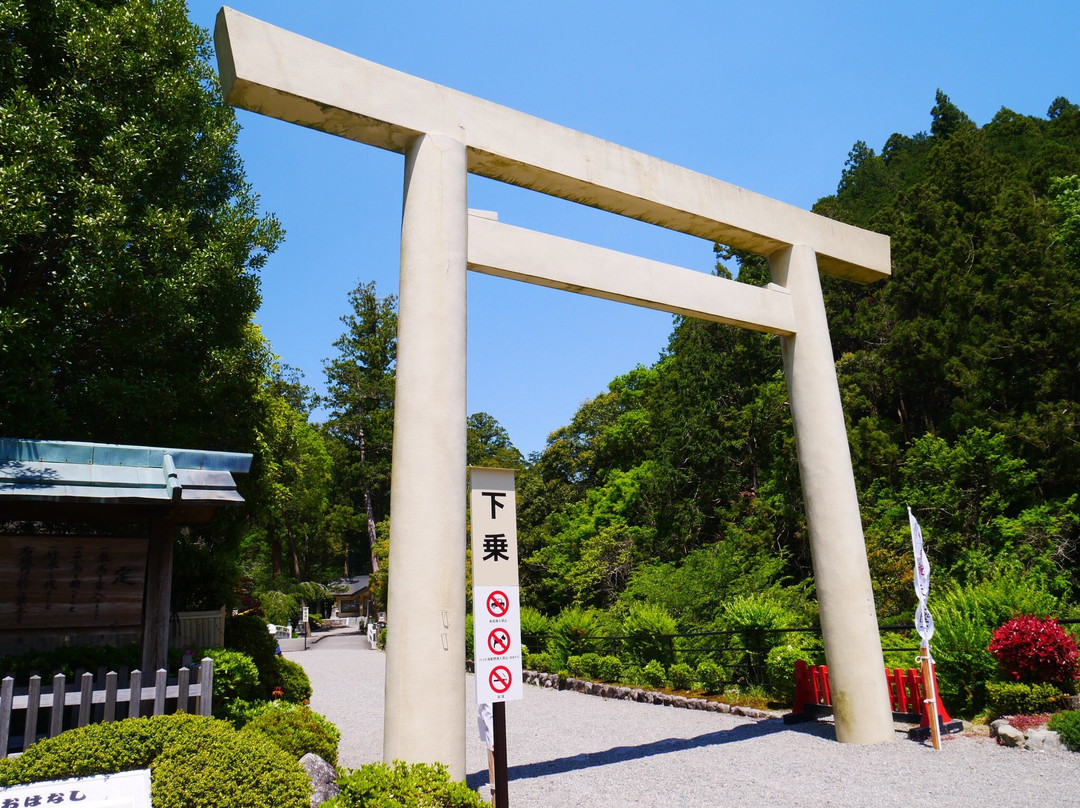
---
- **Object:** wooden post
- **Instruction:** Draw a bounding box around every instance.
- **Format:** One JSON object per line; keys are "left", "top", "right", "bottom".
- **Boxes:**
{"left": 198, "top": 657, "right": 214, "bottom": 717}
{"left": 153, "top": 669, "right": 167, "bottom": 716}
{"left": 78, "top": 672, "right": 93, "bottom": 727}
{"left": 48, "top": 674, "right": 65, "bottom": 739}
{"left": 128, "top": 670, "right": 142, "bottom": 719}
{"left": 177, "top": 667, "right": 191, "bottom": 714}
{"left": 141, "top": 517, "right": 175, "bottom": 674}
{"left": 104, "top": 671, "right": 118, "bottom": 722}
{"left": 1, "top": 676, "right": 13, "bottom": 756}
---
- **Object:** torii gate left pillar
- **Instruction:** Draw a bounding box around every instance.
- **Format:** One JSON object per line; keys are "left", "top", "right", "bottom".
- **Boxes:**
{"left": 385, "top": 132, "right": 469, "bottom": 768}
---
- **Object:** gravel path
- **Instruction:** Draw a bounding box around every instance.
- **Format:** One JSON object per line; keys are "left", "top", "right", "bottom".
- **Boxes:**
{"left": 288, "top": 633, "right": 1080, "bottom": 807}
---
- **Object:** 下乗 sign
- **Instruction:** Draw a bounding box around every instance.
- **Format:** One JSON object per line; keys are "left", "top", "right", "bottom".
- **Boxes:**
{"left": 470, "top": 467, "right": 523, "bottom": 703}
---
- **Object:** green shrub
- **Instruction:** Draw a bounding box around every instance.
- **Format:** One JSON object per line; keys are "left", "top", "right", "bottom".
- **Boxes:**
{"left": 200, "top": 648, "right": 261, "bottom": 714}
{"left": 1048, "top": 710, "right": 1080, "bottom": 752}
{"left": 272, "top": 656, "right": 313, "bottom": 703}
{"left": 985, "top": 681, "right": 1064, "bottom": 716}
{"left": 622, "top": 664, "right": 643, "bottom": 686}
{"left": 465, "top": 613, "right": 474, "bottom": 661}
{"left": 378, "top": 627, "right": 387, "bottom": 649}
{"left": 546, "top": 607, "right": 604, "bottom": 669}
{"left": 243, "top": 702, "right": 341, "bottom": 765}
{"left": 0, "top": 714, "right": 309, "bottom": 808}
{"left": 641, "top": 660, "right": 666, "bottom": 688}
{"left": 696, "top": 659, "right": 725, "bottom": 694}
{"left": 525, "top": 652, "right": 554, "bottom": 672}
{"left": 667, "top": 662, "right": 694, "bottom": 691}
{"left": 567, "top": 652, "right": 600, "bottom": 679}
{"left": 326, "top": 761, "right": 485, "bottom": 808}
{"left": 933, "top": 567, "right": 1060, "bottom": 716}
{"left": 520, "top": 607, "right": 551, "bottom": 654}
{"left": 621, "top": 602, "right": 677, "bottom": 667}
{"left": 765, "top": 644, "right": 816, "bottom": 705}
{"left": 720, "top": 594, "right": 794, "bottom": 685}
{"left": 880, "top": 631, "right": 919, "bottom": 671}
{"left": 224, "top": 614, "right": 279, "bottom": 694}
{"left": 595, "top": 655, "right": 623, "bottom": 683}
{"left": 219, "top": 698, "right": 270, "bottom": 729}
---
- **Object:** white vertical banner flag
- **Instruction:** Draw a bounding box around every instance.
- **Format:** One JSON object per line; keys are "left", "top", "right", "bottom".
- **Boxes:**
{"left": 908, "top": 506, "right": 934, "bottom": 644}
{"left": 908, "top": 506, "right": 931, "bottom": 602}
{"left": 470, "top": 467, "right": 523, "bottom": 703}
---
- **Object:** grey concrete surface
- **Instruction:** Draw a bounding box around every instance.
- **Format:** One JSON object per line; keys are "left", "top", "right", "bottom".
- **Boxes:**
{"left": 286, "top": 634, "right": 1080, "bottom": 808}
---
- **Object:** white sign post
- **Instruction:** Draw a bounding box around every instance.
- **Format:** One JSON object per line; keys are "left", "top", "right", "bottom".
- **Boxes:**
{"left": 471, "top": 468, "right": 523, "bottom": 703}
{"left": 470, "top": 467, "right": 521, "bottom": 808}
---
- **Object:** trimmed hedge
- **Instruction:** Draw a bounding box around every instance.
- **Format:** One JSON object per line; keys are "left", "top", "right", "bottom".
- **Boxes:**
{"left": 273, "top": 656, "right": 313, "bottom": 703}
{"left": 1048, "top": 710, "right": 1080, "bottom": 752}
{"left": 0, "top": 714, "right": 310, "bottom": 808}
{"left": 594, "top": 655, "right": 623, "bottom": 683}
{"left": 986, "top": 681, "right": 1063, "bottom": 716}
{"left": 244, "top": 702, "right": 341, "bottom": 765}
{"left": 199, "top": 648, "right": 261, "bottom": 713}
{"left": 667, "top": 662, "right": 694, "bottom": 691}
{"left": 326, "top": 761, "right": 485, "bottom": 808}
{"left": 695, "top": 659, "right": 725, "bottom": 695}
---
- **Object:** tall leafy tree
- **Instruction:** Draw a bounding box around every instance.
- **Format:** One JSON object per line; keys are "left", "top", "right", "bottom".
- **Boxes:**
{"left": 0, "top": 0, "right": 281, "bottom": 449}
{"left": 466, "top": 412, "right": 525, "bottom": 469}
{"left": 322, "top": 280, "right": 397, "bottom": 574}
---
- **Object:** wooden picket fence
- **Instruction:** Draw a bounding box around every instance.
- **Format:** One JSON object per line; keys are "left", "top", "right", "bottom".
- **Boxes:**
{"left": 0, "top": 658, "right": 213, "bottom": 756}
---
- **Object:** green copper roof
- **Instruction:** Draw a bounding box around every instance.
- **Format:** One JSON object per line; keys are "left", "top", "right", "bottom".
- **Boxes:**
{"left": 0, "top": 439, "right": 252, "bottom": 506}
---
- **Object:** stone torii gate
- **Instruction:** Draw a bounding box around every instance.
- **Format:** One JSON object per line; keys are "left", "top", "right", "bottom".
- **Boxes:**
{"left": 214, "top": 7, "right": 896, "bottom": 777}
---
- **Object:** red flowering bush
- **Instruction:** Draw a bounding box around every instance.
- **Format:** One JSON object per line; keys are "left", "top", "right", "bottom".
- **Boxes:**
{"left": 988, "top": 615, "right": 1079, "bottom": 691}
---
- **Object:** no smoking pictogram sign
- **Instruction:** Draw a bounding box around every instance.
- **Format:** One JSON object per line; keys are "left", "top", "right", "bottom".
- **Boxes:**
{"left": 486, "top": 590, "right": 509, "bottom": 617}
{"left": 487, "top": 627, "right": 511, "bottom": 655}
{"left": 489, "top": 665, "right": 512, "bottom": 694}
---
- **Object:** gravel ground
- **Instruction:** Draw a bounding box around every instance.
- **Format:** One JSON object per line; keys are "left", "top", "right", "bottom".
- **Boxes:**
{"left": 288, "top": 633, "right": 1080, "bottom": 808}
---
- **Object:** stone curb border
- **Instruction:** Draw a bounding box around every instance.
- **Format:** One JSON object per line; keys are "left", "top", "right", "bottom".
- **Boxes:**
{"left": 521, "top": 669, "right": 776, "bottom": 720}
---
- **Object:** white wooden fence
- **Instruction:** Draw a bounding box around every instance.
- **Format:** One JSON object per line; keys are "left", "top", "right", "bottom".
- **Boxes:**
{"left": 0, "top": 658, "right": 213, "bottom": 756}
{"left": 173, "top": 608, "right": 226, "bottom": 650}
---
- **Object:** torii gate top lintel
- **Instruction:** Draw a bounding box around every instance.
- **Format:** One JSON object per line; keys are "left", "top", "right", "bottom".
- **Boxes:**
{"left": 214, "top": 7, "right": 889, "bottom": 285}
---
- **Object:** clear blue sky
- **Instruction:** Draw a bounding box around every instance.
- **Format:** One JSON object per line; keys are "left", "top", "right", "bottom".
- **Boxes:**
{"left": 187, "top": 1, "right": 1079, "bottom": 457}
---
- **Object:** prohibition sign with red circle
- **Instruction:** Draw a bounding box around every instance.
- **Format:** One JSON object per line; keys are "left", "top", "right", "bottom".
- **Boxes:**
{"left": 489, "top": 666, "right": 512, "bottom": 694}
{"left": 486, "top": 590, "right": 509, "bottom": 618}
{"left": 488, "top": 627, "right": 511, "bottom": 655}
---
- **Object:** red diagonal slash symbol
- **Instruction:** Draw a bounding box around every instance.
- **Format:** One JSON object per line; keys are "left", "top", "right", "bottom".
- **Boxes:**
{"left": 489, "top": 665, "right": 512, "bottom": 694}
{"left": 488, "top": 627, "right": 511, "bottom": 655}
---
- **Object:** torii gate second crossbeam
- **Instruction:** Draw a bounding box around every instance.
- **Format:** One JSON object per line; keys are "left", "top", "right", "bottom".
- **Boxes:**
{"left": 213, "top": 7, "right": 896, "bottom": 778}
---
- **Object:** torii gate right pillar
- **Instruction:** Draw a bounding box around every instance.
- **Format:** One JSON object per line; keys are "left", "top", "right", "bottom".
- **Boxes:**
{"left": 771, "top": 245, "right": 894, "bottom": 743}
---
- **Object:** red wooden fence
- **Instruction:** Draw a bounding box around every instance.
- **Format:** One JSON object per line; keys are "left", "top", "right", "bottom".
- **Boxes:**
{"left": 784, "top": 659, "right": 962, "bottom": 739}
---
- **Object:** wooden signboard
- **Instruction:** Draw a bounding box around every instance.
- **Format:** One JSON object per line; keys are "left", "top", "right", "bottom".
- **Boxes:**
{"left": 0, "top": 536, "right": 147, "bottom": 634}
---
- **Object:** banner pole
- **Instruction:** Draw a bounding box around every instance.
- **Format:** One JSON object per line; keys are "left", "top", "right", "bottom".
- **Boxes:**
{"left": 920, "top": 643, "right": 942, "bottom": 750}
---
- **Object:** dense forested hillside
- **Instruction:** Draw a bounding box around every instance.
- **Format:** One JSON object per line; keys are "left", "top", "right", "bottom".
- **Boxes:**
{"left": 516, "top": 92, "right": 1080, "bottom": 634}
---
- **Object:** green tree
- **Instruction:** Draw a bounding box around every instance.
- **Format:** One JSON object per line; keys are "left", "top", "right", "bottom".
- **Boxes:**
{"left": 467, "top": 411, "right": 525, "bottom": 468}
{"left": 0, "top": 0, "right": 281, "bottom": 449}
{"left": 254, "top": 367, "right": 335, "bottom": 582}
{"left": 322, "top": 280, "right": 397, "bottom": 575}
